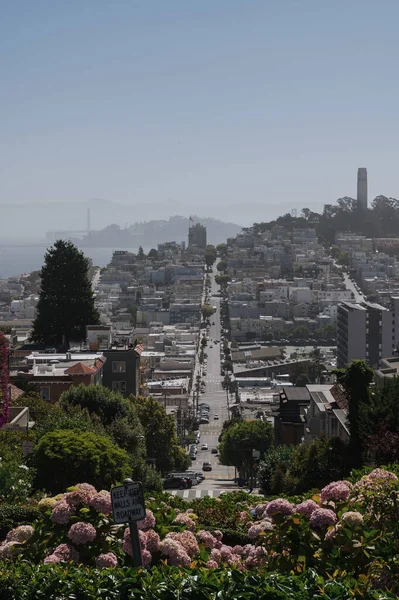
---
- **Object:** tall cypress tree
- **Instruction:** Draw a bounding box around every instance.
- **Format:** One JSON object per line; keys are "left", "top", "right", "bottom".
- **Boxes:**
{"left": 31, "top": 240, "right": 99, "bottom": 347}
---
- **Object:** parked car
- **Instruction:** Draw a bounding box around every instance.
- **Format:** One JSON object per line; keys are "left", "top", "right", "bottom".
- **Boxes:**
{"left": 202, "top": 462, "right": 212, "bottom": 472}
{"left": 199, "top": 403, "right": 210, "bottom": 410}
{"left": 200, "top": 417, "right": 210, "bottom": 424}
{"left": 201, "top": 443, "right": 208, "bottom": 450}
{"left": 214, "top": 414, "right": 219, "bottom": 420}
{"left": 163, "top": 476, "right": 191, "bottom": 490}
{"left": 211, "top": 448, "right": 218, "bottom": 454}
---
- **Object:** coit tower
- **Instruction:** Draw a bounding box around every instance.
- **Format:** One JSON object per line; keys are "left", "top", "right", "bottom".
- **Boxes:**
{"left": 357, "top": 168, "right": 368, "bottom": 209}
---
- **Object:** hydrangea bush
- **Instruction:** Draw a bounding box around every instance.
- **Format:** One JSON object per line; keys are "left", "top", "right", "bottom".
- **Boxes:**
{"left": 0, "top": 469, "right": 398, "bottom": 593}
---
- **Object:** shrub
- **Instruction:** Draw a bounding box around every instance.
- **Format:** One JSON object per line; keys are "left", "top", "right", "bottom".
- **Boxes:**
{"left": 0, "top": 505, "right": 41, "bottom": 540}
{"left": 33, "top": 430, "right": 131, "bottom": 493}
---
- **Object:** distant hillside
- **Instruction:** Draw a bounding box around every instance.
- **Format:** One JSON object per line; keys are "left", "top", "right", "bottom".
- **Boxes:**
{"left": 76, "top": 216, "right": 241, "bottom": 247}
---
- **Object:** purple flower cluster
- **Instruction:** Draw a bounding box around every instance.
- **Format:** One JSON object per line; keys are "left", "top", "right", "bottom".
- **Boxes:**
{"left": 368, "top": 468, "right": 398, "bottom": 481}
{"left": 295, "top": 499, "right": 319, "bottom": 517}
{"left": 247, "top": 519, "right": 273, "bottom": 539}
{"left": 44, "top": 543, "right": 79, "bottom": 564}
{"left": 320, "top": 481, "right": 351, "bottom": 504}
{"left": 265, "top": 498, "right": 295, "bottom": 517}
{"left": 95, "top": 552, "right": 118, "bottom": 569}
{"left": 123, "top": 527, "right": 160, "bottom": 567}
{"left": 197, "top": 530, "right": 218, "bottom": 549}
{"left": 67, "top": 522, "right": 96, "bottom": 545}
{"left": 309, "top": 508, "right": 337, "bottom": 529}
{"left": 166, "top": 531, "right": 199, "bottom": 557}
{"left": 341, "top": 511, "right": 363, "bottom": 527}
{"left": 159, "top": 537, "right": 191, "bottom": 567}
{"left": 65, "top": 483, "right": 97, "bottom": 506}
{"left": 0, "top": 541, "right": 21, "bottom": 559}
{"left": 89, "top": 491, "right": 112, "bottom": 515}
{"left": 173, "top": 513, "right": 196, "bottom": 531}
{"left": 51, "top": 500, "right": 75, "bottom": 525}
{"left": 137, "top": 509, "right": 156, "bottom": 531}
{"left": 6, "top": 525, "right": 34, "bottom": 543}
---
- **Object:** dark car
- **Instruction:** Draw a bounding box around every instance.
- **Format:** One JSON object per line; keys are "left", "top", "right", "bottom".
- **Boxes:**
{"left": 211, "top": 448, "right": 218, "bottom": 454}
{"left": 163, "top": 476, "right": 191, "bottom": 490}
{"left": 202, "top": 461, "right": 212, "bottom": 472}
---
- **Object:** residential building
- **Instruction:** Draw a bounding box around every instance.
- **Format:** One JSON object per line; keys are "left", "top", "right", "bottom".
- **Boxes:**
{"left": 337, "top": 300, "right": 394, "bottom": 368}
{"left": 102, "top": 347, "right": 142, "bottom": 397}
{"left": 306, "top": 383, "right": 349, "bottom": 442}
{"left": 274, "top": 387, "right": 310, "bottom": 445}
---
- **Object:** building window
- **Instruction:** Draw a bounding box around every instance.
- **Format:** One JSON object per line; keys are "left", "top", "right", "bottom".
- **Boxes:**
{"left": 112, "top": 381, "right": 127, "bottom": 392}
{"left": 40, "top": 387, "right": 50, "bottom": 401}
{"left": 112, "top": 361, "right": 126, "bottom": 373}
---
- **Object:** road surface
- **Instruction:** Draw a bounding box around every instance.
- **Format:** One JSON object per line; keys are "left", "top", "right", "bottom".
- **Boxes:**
{"left": 176, "top": 265, "right": 236, "bottom": 498}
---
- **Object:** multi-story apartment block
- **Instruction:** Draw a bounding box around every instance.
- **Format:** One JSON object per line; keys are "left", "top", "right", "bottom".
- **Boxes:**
{"left": 337, "top": 299, "right": 399, "bottom": 368}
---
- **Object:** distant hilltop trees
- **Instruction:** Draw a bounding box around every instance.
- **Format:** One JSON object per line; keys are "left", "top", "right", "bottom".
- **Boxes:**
{"left": 248, "top": 196, "right": 399, "bottom": 248}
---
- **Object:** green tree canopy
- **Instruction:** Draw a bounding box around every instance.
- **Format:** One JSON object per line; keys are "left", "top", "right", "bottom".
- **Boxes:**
{"left": 148, "top": 248, "right": 158, "bottom": 260}
{"left": 218, "top": 420, "right": 274, "bottom": 477}
{"left": 334, "top": 360, "right": 374, "bottom": 467}
{"left": 59, "top": 385, "right": 145, "bottom": 455}
{"left": 201, "top": 304, "right": 214, "bottom": 320}
{"left": 33, "top": 429, "right": 131, "bottom": 494}
{"left": 216, "top": 260, "right": 228, "bottom": 273}
{"left": 31, "top": 240, "right": 99, "bottom": 347}
{"left": 131, "top": 396, "right": 184, "bottom": 474}
{"left": 204, "top": 245, "right": 217, "bottom": 267}
{"left": 216, "top": 243, "right": 228, "bottom": 258}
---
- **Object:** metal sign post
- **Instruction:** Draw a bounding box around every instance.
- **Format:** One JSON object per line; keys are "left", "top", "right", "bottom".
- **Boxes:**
{"left": 111, "top": 478, "right": 145, "bottom": 567}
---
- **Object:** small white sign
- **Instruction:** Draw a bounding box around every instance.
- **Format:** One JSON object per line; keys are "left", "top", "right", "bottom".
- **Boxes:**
{"left": 22, "top": 441, "right": 34, "bottom": 454}
{"left": 111, "top": 482, "right": 145, "bottom": 524}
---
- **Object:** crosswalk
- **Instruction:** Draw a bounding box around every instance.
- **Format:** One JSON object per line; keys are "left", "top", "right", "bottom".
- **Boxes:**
{"left": 168, "top": 488, "right": 236, "bottom": 499}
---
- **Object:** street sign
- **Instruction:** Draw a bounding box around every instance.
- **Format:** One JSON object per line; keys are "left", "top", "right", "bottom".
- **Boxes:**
{"left": 111, "top": 481, "right": 145, "bottom": 525}
{"left": 22, "top": 441, "right": 34, "bottom": 454}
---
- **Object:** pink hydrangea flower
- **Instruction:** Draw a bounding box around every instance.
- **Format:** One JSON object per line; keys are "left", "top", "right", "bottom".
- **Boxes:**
{"left": 265, "top": 498, "right": 295, "bottom": 517}
{"left": 0, "top": 541, "right": 21, "bottom": 559}
{"left": 210, "top": 548, "right": 221, "bottom": 563}
{"left": 67, "top": 522, "right": 96, "bottom": 545}
{"left": 227, "top": 553, "right": 242, "bottom": 566}
{"left": 254, "top": 503, "right": 268, "bottom": 517}
{"left": 341, "top": 511, "right": 363, "bottom": 526}
{"left": 51, "top": 501, "right": 75, "bottom": 525}
{"left": 145, "top": 529, "right": 160, "bottom": 553}
{"left": 232, "top": 545, "right": 244, "bottom": 555}
{"left": 44, "top": 554, "right": 61, "bottom": 564}
{"left": 96, "top": 552, "right": 118, "bottom": 568}
{"left": 206, "top": 559, "right": 219, "bottom": 568}
{"left": 368, "top": 468, "right": 398, "bottom": 481}
{"left": 173, "top": 513, "right": 196, "bottom": 531}
{"left": 158, "top": 537, "right": 191, "bottom": 567}
{"left": 197, "top": 530, "right": 217, "bottom": 549}
{"left": 238, "top": 511, "right": 250, "bottom": 522}
{"left": 215, "top": 540, "right": 223, "bottom": 549}
{"left": 6, "top": 525, "right": 34, "bottom": 543}
{"left": 324, "top": 525, "right": 340, "bottom": 541}
{"left": 213, "top": 530, "right": 223, "bottom": 541}
{"left": 296, "top": 499, "right": 319, "bottom": 517}
{"left": 89, "top": 491, "right": 112, "bottom": 515}
{"left": 52, "top": 543, "right": 79, "bottom": 563}
{"left": 220, "top": 545, "right": 233, "bottom": 560}
{"left": 65, "top": 483, "right": 97, "bottom": 506}
{"left": 310, "top": 508, "right": 337, "bottom": 529}
{"left": 320, "top": 481, "right": 351, "bottom": 504}
{"left": 137, "top": 509, "right": 156, "bottom": 530}
{"left": 166, "top": 531, "right": 199, "bottom": 557}
{"left": 248, "top": 524, "right": 263, "bottom": 539}
{"left": 142, "top": 549, "right": 152, "bottom": 567}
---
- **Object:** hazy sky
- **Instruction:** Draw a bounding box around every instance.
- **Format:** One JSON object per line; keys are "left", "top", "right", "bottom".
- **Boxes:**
{"left": 2, "top": 0, "right": 399, "bottom": 211}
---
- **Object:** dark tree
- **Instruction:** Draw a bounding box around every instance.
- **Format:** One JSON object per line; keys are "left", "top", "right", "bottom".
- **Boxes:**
{"left": 31, "top": 240, "right": 99, "bottom": 347}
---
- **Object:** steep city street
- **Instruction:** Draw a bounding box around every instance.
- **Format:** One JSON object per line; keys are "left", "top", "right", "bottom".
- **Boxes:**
{"left": 171, "top": 266, "right": 236, "bottom": 499}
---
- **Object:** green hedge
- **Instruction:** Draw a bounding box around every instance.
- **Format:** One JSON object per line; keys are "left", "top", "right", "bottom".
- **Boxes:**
{"left": 0, "top": 564, "right": 396, "bottom": 600}
{"left": 0, "top": 505, "right": 41, "bottom": 539}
